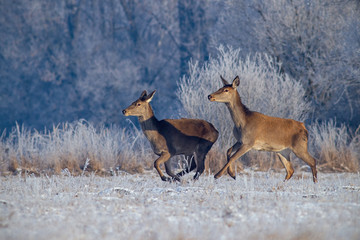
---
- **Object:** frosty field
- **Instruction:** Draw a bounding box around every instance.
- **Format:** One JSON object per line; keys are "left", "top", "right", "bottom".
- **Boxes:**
{"left": 0, "top": 171, "right": 359, "bottom": 240}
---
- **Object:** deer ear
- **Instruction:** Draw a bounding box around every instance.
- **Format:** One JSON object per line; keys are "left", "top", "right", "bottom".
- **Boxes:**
{"left": 140, "top": 90, "right": 147, "bottom": 99}
{"left": 220, "top": 75, "right": 230, "bottom": 86}
{"left": 232, "top": 76, "right": 240, "bottom": 88}
{"left": 145, "top": 90, "right": 156, "bottom": 102}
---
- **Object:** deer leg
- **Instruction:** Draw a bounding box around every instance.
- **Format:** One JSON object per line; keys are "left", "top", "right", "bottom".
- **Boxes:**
{"left": 277, "top": 152, "right": 294, "bottom": 181}
{"left": 226, "top": 142, "right": 242, "bottom": 179}
{"left": 154, "top": 152, "right": 172, "bottom": 182}
{"left": 292, "top": 143, "right": 318, "bottom": 183}
{"left": 215, "top": 144, "right": 252, "bottom": 179}
{"left": 176, "top": 155, "right": 196, "bottom": 177}
{"left": 164, "top": 160, "right": 180, "bottom": 182}
{"left": 193, "top": 152, "right": 205, "bottom": 180}
{"left": 291, "top": 131, "right": 318, "bottom": 183}
{"left": 293, "top": 150, "right": 318, "bottom": 183}
{"left": 193, "top": 142, "right": 212, "bottom": 180}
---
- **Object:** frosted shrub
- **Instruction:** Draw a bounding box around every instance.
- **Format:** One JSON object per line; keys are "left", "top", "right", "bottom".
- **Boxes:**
{"left": 0, "top": 120, "right": 152, "bottom": 175}
{"left": 309, "top": 120, "right": 360, "bottom": 172}
{"left": 177, "top": 46, "right": 311, "bottom": 171}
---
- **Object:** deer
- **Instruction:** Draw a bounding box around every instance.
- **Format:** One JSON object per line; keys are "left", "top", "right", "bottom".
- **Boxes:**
{"left": 208, "top": 76, "right": 317, "bottom": 183}
{"left": 122, "top": 90, "right": 219, "bottom": 182}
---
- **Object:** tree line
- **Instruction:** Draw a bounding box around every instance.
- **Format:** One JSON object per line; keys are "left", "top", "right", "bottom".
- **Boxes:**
{"left": 0, "top": 0, "right": 359, "bottom": 131}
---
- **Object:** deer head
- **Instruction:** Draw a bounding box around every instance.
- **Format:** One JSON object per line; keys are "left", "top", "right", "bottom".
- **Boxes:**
{"left": 122, "top": 90, "right": 156, "bottom": 117}
{"left": 208, "top": 76, "right": 240, "bottom": 103}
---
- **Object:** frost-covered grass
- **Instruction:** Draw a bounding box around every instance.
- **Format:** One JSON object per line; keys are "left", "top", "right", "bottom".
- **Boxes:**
{"left": 0, "top": 172, "right": 359, "bottom": 240}
{"left": 0, "top": 119, "right": 359, "bottom": 176}
{"left": 0, "top": 120, "right": 152, "bottom": 176}
{"left": 309, "top": 120, "right": 360, "bottom": 172}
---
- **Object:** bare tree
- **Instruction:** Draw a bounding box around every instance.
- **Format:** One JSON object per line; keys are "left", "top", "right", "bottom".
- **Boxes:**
{"left": 178, "top": 0, "right": 210, "bottom": 77}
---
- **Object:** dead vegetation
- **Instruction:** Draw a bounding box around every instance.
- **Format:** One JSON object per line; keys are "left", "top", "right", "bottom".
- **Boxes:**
{"left": 0, "top": 121, "right": 152, "bottom": 176}
{"left": 0, "top": 120, "right": 359, "bottom": 177}
{"left": 309, "top": 120, "right": 360, "bottom": 173}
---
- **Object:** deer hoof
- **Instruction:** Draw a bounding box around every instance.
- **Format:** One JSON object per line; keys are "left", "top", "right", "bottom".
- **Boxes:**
{"left": 193, "top": 172, "right": 200, "bottom": 180}
{"left": 228, "top": 169, "right": 236, "bottom": 180}
{"left": 161, "top": 176, "right": 171, "bottom": 182}
{"left": 313, "top": 176, "right": 318, "bottom": 183}
{"left": 284, "top": 171, "right": 294, "bottom": 181}
{"left": 172, "top": 176, "right": 181, "bottom": 182}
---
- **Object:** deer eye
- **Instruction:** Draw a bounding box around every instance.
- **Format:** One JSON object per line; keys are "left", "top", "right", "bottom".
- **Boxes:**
{"left": 224, "top": 89, "right": 229, "bottom": 92}
{"left": 137, "top": 103, "right": 141, "bottom": 106}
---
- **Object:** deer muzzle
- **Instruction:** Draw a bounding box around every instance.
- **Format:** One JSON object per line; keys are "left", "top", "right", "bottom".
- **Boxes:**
{"left": 208, "top": 95, "right": 215, "bottom": 101}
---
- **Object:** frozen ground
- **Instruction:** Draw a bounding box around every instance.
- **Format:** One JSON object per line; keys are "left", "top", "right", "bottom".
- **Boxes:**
{"left": 0, "top": 171, "right": 359, "bottom": 240}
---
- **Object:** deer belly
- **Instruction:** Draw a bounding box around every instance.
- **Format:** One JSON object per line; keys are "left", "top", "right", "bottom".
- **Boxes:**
{"left": 171, "top": 143, "right": 197, "bottom": 155}
{"left": 253, "top": 141, "right": 286, "bottom": 152}
{"left": 160, "top": 133, "right": 198, "bottom": 154}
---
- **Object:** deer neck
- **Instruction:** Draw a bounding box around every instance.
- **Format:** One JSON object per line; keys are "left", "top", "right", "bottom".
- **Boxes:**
{"left": 225, "top": 93, "right": 248, "bottom": 128}
{"left": 138, "top": 106, "right": 159, "bottom": 138}
{"left": 138, "top": 109, "right": 163, "bottom": 154}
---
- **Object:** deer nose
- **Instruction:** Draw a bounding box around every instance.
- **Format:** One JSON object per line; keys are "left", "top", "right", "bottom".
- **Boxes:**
{"left": 208, "top": 95, "right": 212, "bottom": 100}
{"left": 122, "top": 110, "right": 126, "bottom": 115}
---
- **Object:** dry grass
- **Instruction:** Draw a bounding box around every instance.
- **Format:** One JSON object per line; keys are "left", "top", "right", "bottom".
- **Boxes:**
{"left": 0, "top": 120, "right": 359, "bottom": 178}
{"left": 309, "top": 120, "right": 360, "bottom": 172}
{"left": 0, "top": 120, "right": 153, "bottom": 176}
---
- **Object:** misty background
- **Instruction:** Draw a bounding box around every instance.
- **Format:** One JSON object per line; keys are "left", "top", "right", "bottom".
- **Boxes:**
{"left": 1, "top": 0, "right": 359, "bottom": 132}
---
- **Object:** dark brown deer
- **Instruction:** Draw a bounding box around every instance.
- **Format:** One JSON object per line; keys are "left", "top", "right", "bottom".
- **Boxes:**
{"left": 123, "top": 90, "right": 219, "bottom": 182}
{"left": 208, "top": 76, "right": 317, "bottom": 183}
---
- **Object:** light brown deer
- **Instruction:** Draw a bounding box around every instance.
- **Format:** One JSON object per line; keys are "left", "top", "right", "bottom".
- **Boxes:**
{"left": 123, "top": 90, "right": 219, "bottom": 182}
{"left": 208, "top": 76, "right": 317, "bottom": 183}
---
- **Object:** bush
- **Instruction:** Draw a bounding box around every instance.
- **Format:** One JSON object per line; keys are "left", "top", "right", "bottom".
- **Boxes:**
{"left": 0, "top": 120, "right": 152, "bottom": 176}
{"left": 309, "top": 120, "right": 360, "bottom": 172}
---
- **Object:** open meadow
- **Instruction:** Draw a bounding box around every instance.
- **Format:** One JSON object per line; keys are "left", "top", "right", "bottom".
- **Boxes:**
{"left": 0, "top": 171, "right": 359, "bottom": 240}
